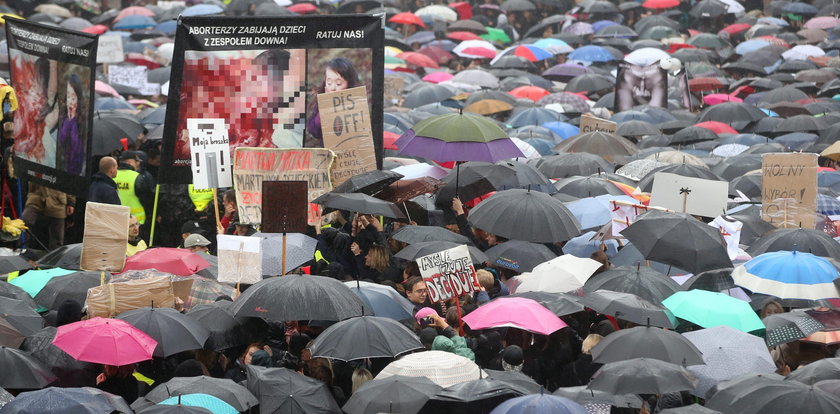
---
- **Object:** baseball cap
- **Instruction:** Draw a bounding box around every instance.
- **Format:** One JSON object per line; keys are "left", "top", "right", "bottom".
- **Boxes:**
{"left": 181, "top": 220, "right": 204, "bottom": 235}
{"left": 184, "top": 234, "right": 211, "bottom": 248}
{"left": 119, "top": 150, "right": 141, "bottom": 162}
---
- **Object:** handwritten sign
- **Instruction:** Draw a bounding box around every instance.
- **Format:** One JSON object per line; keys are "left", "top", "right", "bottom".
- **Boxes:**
{"left": 233, "top": 147, "right": 334, "bottom": 226}
{"left": 649, "top": 172, "right": 728, "bottom": 218}
{"left": 579, "top": 113, "right": 617, "bottom": 134}
{"left": 761, "top": 153, "right": 817, "bottom": 228}
{"left": 317, "top": 86, "right": 376, "bottom": 187}
{"left": 217, "top": 234, "right": 262, "bottom": 284}
{"left": 97, "top": 35, "right": 124, "bottom": 64}
{"left": 108, "top": 65, "right": 147, "bottom": 89}
{"left": 187, "top": 118, "right": 232, "bottom": 189}
{"left": 417, "top": 245, "right": 480, "bottom": 303}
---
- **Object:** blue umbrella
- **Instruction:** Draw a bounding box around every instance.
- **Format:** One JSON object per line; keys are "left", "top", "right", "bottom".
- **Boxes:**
{"left": 542, "top": 121, "right": 579, "bottom": 140}
{"left": 160, "top": 394, "right": 237, "bottom": 414}
{"left": 565, "top": 195, "right": 637, "bottom": 230}
{"left": 103, "top": 31, "right": 132, "bottom": 37}
{"left": 507, "top": 108, "right": 567, "bottom": 128}
{"left": 735, "top": 39, "right": 771, "bottom": 55}
{"left": 113, "top": 15, "right": 156, "bottom": 30}
{"left": 817, "top": 194, "right": 840, "bottom": 216}
{"left": 156, "top": 20, "right": 177, "bottom": 35}
{"left": 773, "top": 132, "right": 818, "bottom": 150}
{"left": 490, "top": 394, "right": 588, "bottom": 414}
{"left": 735, "top": 250, "right": 840, "bottom": 300}
{"left": 521, "top": 138, "right": 556, "bottom": 156}
{"left": 569, "top": 45, "right": 615, "bottom": 62}
{"left": 818, "top": 171, "right": 840, "bottom": 191}
{"left": 782, "top": 2, "right": 819, "bottom": 14}
{"left": 591, "top": 20, "right": 619, "bottom": 33}
{"left": 124, "top": 41, "right": 156, "bottom": 54}
{"left": 182, "top": 4, "right": 225, "bottom": 16}
{"left": 562, "top": 231, "right": 620, "bottom": 259}
{"left": 94, "top": 98, "right": 136, "bottom": 111}
{"left": 344, "top": 280, "right": 414, "bottom": 320}
{"left": 759, "top": 108, "right": 779, "bottom": 117}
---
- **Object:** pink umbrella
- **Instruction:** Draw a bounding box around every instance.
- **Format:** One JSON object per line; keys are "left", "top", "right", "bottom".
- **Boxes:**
{"left": 422, "top": 72, "right": 454, "bottom": 84}
{"left": 462, "top": 297, "right": 568, "bottom": 335}
{"left": 53, "top": 317, "right": 157, "bottom": 365}
{"left": 805, "top": 16, "right": 840, "bottom": 30}
{"left": 122, "top": 247, "right": 210, "bottom": 276}
{"left": 95, "top": 81, "right": 120, "bottom": 98}
{"left": 115, "top": 6, "right": 155, "bottom": 22}
{"left": 703, "top": 93, "right": 742, "bottom": 105}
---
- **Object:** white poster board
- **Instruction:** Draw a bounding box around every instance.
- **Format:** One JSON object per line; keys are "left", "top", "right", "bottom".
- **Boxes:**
{"left": 217, "top": 234, "right": 262, "bottom": 284}
{"left": 108, "top": 65, "right": 147, "bottom": 89}
{"left": 187, "top": 118, "right": 233, "bottom": 189}
{"left": 417, "top": 245, "right": 480, "bottom": 303}
{"left": 97, "top": 35, "right": 124, "bottom": 64}
{"left": 650, "top": 172, "right": 729, "bottom": 218}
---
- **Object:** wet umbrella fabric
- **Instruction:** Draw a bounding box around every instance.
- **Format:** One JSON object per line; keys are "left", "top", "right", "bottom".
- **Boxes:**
{"left": 467, "top": 189, "right": 582, "bottom": 243}
{"left": 394, "top": 241, "right": 489, "bottom": 264}
{"left": 0, "top": 296, "right": 43, "bottom": 335}
{"left": 115, "top": 307, "right": 209, "bottom": 357}
{"left": 37, "top": 244, "right": 82, "bottom": 270}
{"left": 484, "top": 240, "right": 557, "bottom": 273}
{"left": 552, "top": 386, "right": 642, "bottom": 409}
{"left": 331, "top": 170, "right": 403, "bottom": 195}
{"left": 763, "top": 312, "right": 825, "bottom": 347}
{"left": 143, "top": 376, "right": 258, "bottom": 412}
{"left": 344, "top": 280, "right": 416, "bottom": 320}
{"left": 734, "top": 251, "right": 840, "bottom": 300}
{"left": 0, "top": 387, "right": 132, "bottom": 414}
{"left": 746, "top": 228, "right": 840, "bottom": 260}
{"left": 507, "top": 292, "right": 584, "bottom": 317}
{"left": 246, "top": 365, "right": 342, "bottom": 414}
{"left": 663, "top": 290, "right": 765, "bottom": 333}
{"left": 0, "top": 346, "right": 56, "bottom": 389}
{"left": 376, "top": 350, "right": 483, "bottom": 387}
{"left": 581, "top": 290, "right": 677, "bottom": 328}
{"left": 22, "top": 327, "right": 99, "bottom": 387}
{"left": 342, "top": 375, "right": 441, "bottom": 414}
{"left": 313, "top": 193, "right": 407, "bottom": 219}
{"left": 462, "top": 297, "right": 568, "bottom": 335}
{"left": 489, "top": 393, "right": 589, "bottom": 414}
{"left": 706, "top": 377, "right": 840, "bottom": 414}
{"left": 591, "top": 326, "right": 704, "bottom": 366}
{"left": 785, "top": 357, "right": 840, "bottom": 384}
{"left": 33, "top": 271, "right": 102, "bottom": 310}
{"left": 139, "top": 406, "right": 212, "bottom": 414}
{"left": 583, "top": 266, "right": 681, "bottom": 303}
{"left": 588, "top": 358, "right": 698, "bottom": 395}
{"left": 308, "top": 316, "right": 423, "bottom": 361}
{"left": 185, "top": 301, "right": 267, "bottom": 351}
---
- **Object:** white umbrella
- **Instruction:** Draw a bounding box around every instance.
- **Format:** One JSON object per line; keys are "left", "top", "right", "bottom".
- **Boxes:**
{"left": 415, "top": 5, "right": 458, "bottom": 22}
{"left": 615, "top": 159, "right": 669, "bottom": 181}
{"left": 781, "top": 45, "right": 825, "bottom": 61}
{"left": 645, "top": 150, "right": 708, "bottom": 167}
{"left": 452, "top": 40, "right": 499, "bottom": 59}
{"left": 719, "top": 0, "right": 745, "bottom": 14}
{"left": 391, "top": 163, "right": 449, "bottom": 180}
{"left": 624, "top": 48, "right": 670, "bottom": 67}
{"left": 510, "top": 138, "right": 541, "bottom": 159}
{"left": 451, "top": 69, "right": 500, "bottom": 89}
{"left": 712, "top": 143, "right": 749, "bottom": 157}
{"left": 376, "top": 351, "right": 483, "bottom": 387}
{"left": 514, "top": 254, "right": 604, "bottom": 293}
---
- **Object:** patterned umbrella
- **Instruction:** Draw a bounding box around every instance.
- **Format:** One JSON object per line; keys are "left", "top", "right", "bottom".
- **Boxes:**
{"left": 376, "top": 350, "right": 483, "bottom": 387}
{"left": 763, "top": 312, "right": 825, "bottom": 347}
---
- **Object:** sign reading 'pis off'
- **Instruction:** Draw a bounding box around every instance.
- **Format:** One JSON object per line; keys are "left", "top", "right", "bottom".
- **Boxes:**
{"left": 317, "top": 86, "right": 376, "bottom": 187}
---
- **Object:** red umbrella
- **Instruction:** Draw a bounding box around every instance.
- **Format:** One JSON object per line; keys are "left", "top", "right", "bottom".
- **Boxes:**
{"left": 288, "top": 3, "right": 317, "bottom": 13}
{"left": 450, "top": 2, "right": 472, "bottom": 20}
{"left": 509, "top": 86, "right": 550, "bottom": 102}
{"left": 642, "top": 0, "right": 679, "bottom": 9}
{"left": 458, "top": 46, "right": 497, "bottom": 58}
{"left": 396, "top": 52, "right": 440, "bottom": 68}
{"left": 82, "top": 24, "right": 109, "bottom": 35}
{"left": 418, "top": 45, "right": 454, "bottom": 64}
{"left": 122, "top": 247, "right": 210, "bottom": 276}
{"left": 756, "top": 35, "right": 790, "bottom": 48}
{"left": 447, "top": 31, "right": 483, "bottom": 41}
{"left": 688, "top": 77, "right": 725, "bottom": 92}
{"left": 694, "top": 121, "right": 738, "bottom": 135}
{"left": 720, "top": 23, "right": 751, "bottom": 36}
{"left": 389, "top": 12, "right": 426, "bottom": 28}
{"left": 384, "top": 131, "right": 400, "bottom": 150}
{"left": 125, "top": 52, "right": 160, "bottom": 70}
{"left": 667, "top": 43, "right": 696, "bottom": 54}
{"left": 115, "top": 6, "right": 155, "bottom": 21}
{"left": 53, "top": 317, "right": 157, "bottom": 365}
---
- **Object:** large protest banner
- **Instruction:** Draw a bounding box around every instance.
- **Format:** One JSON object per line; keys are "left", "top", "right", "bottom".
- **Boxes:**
{"left": 614, "top": 61, "right": 667, "bottom": 112}
{"left": 6, "top": 18, "right": 97, "bottom": 194}
{"left": 317, "top": 86, "right": 376, "bottom": 186}
{"left": 761, "top": 153, "right": 817, "bottom": 229}
{"left": 159, "top": 15, "right": 384, "bottom": 186}
{"left": 417, "top": 245, "right": 480, "bottom": 303}
{"left": 232, "top": 147, "right": 334, "bottom": 226}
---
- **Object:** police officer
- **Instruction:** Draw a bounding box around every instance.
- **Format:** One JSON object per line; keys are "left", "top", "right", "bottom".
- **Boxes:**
{"left": 114, "top": 151, "right": 155, "bottom": 234}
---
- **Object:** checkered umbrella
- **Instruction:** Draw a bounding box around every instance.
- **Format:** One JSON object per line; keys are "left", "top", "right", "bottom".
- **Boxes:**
{"left": 817, "top": 194, "right": 840, "bottom": 217}
{"left": 763, "top": 312, "right": 825, "bottom": 347}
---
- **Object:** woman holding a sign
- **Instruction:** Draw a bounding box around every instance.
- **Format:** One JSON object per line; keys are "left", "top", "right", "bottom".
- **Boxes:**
{"left": 305, "top": 58, "right": 360, "bottom": 147}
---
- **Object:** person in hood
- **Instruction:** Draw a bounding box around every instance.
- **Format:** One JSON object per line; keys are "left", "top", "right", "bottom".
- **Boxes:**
{"left": 88, "top": 156, "right": 120, "bottom": 205}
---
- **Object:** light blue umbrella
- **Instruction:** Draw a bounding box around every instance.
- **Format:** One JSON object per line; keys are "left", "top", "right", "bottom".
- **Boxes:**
{"left": 734, "top": 250, "right": 840, "bottom": 300}
{"left": 9, "top": 268, "right": 75, "bottom": 298}
{"left": 562, "top": 231, "right": 620, "bottom": 258}
{"left": 569, "top": 45, "right": 615, "bottom": 62}
{"left": 113, "top": 15, "right": 156, "bottom": 30}
{"left": 735, "top": 39, "right": 771, "bottom": 55}
{"left": 490, "top": 394, "right": 588, "bottom": 414}
{"left": 542, "top": 121, "right": 579, "bottom": 140}
{"left": 181, "top": 4, "right": 225, "bottom": 16}
{"left": 565, "top": 195, "right": 637, "bottom": 229}
{"left": 159, "top": 394, "right": 237, "bottom": 414}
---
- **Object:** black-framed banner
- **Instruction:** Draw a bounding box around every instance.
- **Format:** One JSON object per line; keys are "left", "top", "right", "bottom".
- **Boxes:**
{"left": 6, "top": 18, "right": 97, "bottom": 195}
{"left": 159, "top": 14, "right": 385, "bottom": 185}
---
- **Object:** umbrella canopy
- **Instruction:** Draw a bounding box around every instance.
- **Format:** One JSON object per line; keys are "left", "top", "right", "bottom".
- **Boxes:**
{"left": 230, "top": 274, "right": 369, "bottom": 321}
{"left": 553, "top": 131, "right": 639, "bottom": 163}
{"left": 394, "top": 241, "right": 488, "bottom": 265}
{"left": 246, "top": 366, "right": 341, "bottom": 413}
{"left": 489, "top": 394, "right": 589, "bottom": 414}
{"left": 139, "top": 406, "right": 212, "bottom": 414}
{"left": 376, "top": 350, "right": 483, "bottom": 387}
{"left": 33, "top": 271, "right": 101, "bottom": 311}
{"left": 9, "top": 268, "right": 76, "bottom": 299}
{"left": 591, "top": 326, "right": 704, "bottom": 366}
{"left": 786, "top": 357, "right": 840, "bottom": 384}
{"left": 53, "top": 317, "right": 157, "bottom": 365}
{"left": 157, "top": 394, "right": 237, "bottom": 414}
{"left": 391, "top": 225, "right": 472, "bottom": 245}
{"left": 683, "top": 325, "right": 776, "bottom": 397}
{"left": 733, "top": 251, "right": 840, "bottom": 300}
{"left": 122, "top": 248, "right": 210, "bottom": 276}
{"left": 0, "top": 346, "right": 56, "bottom": 389}
{"left": 343, "top": 375, "right": 442, "bottom": 414}
{"left": 706, "top": 376, "right": 840, "bottom": 414}
{"left": 396, "top": 112, "right": 524, "bottom": 162}
{"left": 589, "top": 358, "right": 698, "bottom": 395}
{"left": 467, "top": 189, "right": 582, "bottom": 243}
{"left": 313, "top": 193, "right": 407, "bottom": 219}
{"left": 515, "top": 254, "right": 604, "bottom": 293}
{"left": 663, "top": 290, "right": 765, "bottom": 333}
{"left": 344, "top": 280, "right": 415, "bottom": 320}
{"left": 485, "top": 240, "right": 557, "bottom": 273}
{"left": 115, "top": 307, "right": 209, "bottom": 357}
{"left": 462, "top": 297, "right": 568, "bottom": 335}
{"left": 0, "top": 296, "right": 43, "bottom": 335}
{"left": 746, "top": 228, "right": 840, "bottom": 260}
{"left": 620, "top": 210, "right": 733, "bottom": 274}
{"left": 581, "top": 290, "right": 677, "bottom": 328}
{"left": 37, "top": 244, "right": 83, "bottom": 270}
{"left": 424, "top": 378, "right": 529, "bottom": 412}
{"left": 583, "top": 265, "right": 681, "bottom": 303}
{"left": 185, "top": 301, "right": 268, "bottom": 351}
{"left": 309, "top": 316, "right": 423, "bottom": 361}
{"left": 0, "top": 387, "right": 132, "bottom": 414}
{"left": 331, "top": 170, "right": 403, "bottom": 195}
{"left": 554, "top": 176, "right": 625, "bottom": 198}
{"left": 763, "top": 311, "right": 826, "bottom": 347}
{"left": 143, "top": 376, "right": 257, "bottom": 412}
{"left": 508, "top": 292, "right": 584, "bottom": 317}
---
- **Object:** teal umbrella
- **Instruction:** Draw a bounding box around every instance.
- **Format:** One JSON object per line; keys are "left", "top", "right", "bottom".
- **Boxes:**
{"left": 662, "top": 290, "right": 765, "bottom": 333}
{"left": 159, "top": 394, "right": 237, "bottom": 414}
{"left": 9, "top": 268, "right": 75, "bottom": 299}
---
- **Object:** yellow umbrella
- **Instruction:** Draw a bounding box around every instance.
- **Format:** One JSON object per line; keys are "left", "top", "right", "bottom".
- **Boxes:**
{"left": 0, "top": 13, "right": 23, "bottom": 24}
{"left": 385, "top": 46, "right": 404, "bottom": 57}
{"left": 820, "top": 140, "right": 840, "bottom": 161}
{"left": 464, "top": 99, "right": 513, "bottom": 115}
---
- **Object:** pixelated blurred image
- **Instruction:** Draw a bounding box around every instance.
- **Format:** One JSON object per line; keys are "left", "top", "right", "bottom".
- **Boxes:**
{"left": 173, "top": 48, "right": 307, "bottom": 165}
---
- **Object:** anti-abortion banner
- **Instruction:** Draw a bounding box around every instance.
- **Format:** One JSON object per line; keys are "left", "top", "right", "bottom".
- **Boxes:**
{"left": 317, "top": 86, "right": 376, "bottom": 186}
{"left": 159, "top": 15, "right": 384, "bottom": 185}
{"left": 761, "top": 153, "right": 817, "bottom": 229}
{"left": 417, "top": 245, "right": 480, "bottom": 303}
{"left": 614, "top": 61, "right": 667, "bottom": 112}
{"left": 6, "top": 18, "right": 97, "bottom": 194}
{"left": 232, "top": 147, "right": 334, "bottom": 226}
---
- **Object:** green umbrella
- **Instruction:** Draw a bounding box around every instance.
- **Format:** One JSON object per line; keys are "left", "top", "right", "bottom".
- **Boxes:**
{"left": 481, "top": 27, "right": 511, "bottom": 44}
{"left": 640, "top": 25, "right": 679, "bottom": 40}
{"left": 409, "top": 112, "right": 508, "bottom": 143}
{"left": 385, "top": 56, "right": 406, "bottom": 65}
{"left": 688, "top": 33, "right": 729, "bottom": 50}
{"left": 662, "top": 290, "right": 765, "bottom": 333}
{"left": 9, "top": 268, "right": 75, "bottom": 299}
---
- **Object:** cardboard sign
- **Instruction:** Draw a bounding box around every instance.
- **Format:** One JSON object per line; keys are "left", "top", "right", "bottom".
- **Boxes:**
{"left": 80, "top": 202, "right": 130, "bottom": 272}
{"left": 317, "top": 86, "right": 376, "bottom": 187}
{"left": 108, "top": 65, "right": 147, "bottom": 89}
{"left": 217, "top": 234, "right": 262, "bottom": 284}
{"left": 417, "top": 245, "right": 480, "bottom": 303}
{"left": 97, "top": 35, "right": 124, "bottom": 64}
{"left": 761, "top": 153, "right": 817, "bottom": 229}
{"left": 261, "top": 181, "right": 308, "bottom": 233}
{"left": 649, "top": 172, "right": 729, "bottom": 218}
{"left": 579, "top": 113, "right": 617, "bottom": 134}
{"left": 233, "top": 147, "right": 335, "bottom": 226}
{"left": 187, "top": 118, "right": 233, "bottom": 189}
{"left": 384, "top": 75, "right": 405, "bottom": 106}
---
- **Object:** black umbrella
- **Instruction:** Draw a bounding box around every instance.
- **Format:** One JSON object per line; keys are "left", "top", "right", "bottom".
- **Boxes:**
{"left": 707, "top": 377, "right": 840, "bottom": 414}
{"left": 615, "top": 120, "right": 661, "bottom": 137}
{"left": 468, "top": 189, "right": 581, "bottom": 243}
{"left": 185, "top": 301, "right": 268, "bottom": 351}
{"left": 711, "top": 154, "right": 762, "bottom": 181}
{"left": 553, "top": 176, "right": 626, "bottom": 198}
{"left": 332, "top": 170, "right": 403, "bottom": 195}
{"left": 698, "top": 102, "right": 767, "bottom": 124}
{"left": 589, "top": 358, "right": 698, "bottom": 395}
{"left": 403, "top": 84, "right": 456, "bottom": 108}
{"left": 637, "top": 164, "right": 725, "bottom": 192}
{"left": 0, "top": 387, "right": 11, "bottom": 409}
{"left": 581, "top": 290, "right": 676, "bottom": 328}
{"left": 423, "top": 378, "right": 528, "bottom": 413}
{"left": 565, "top": 74, "right": 614, "bottom": 93}
{"left": 747, "top": 228, "right": 840, "bottom": 260}
{"left": 247, "top": 365, "right": 342, "bottom": 414}
{"left": 139, "top": 405, "right": 212, "bottom": 414}
{"left": 435, "top": 162, "right": 516, "bottom": 204}
{"left": 33, "top": 271, "right": 102, "bottom": 311}
{"left": 394, "top": 241, "right": 489, "bottom": 265}
{"left": 591, "top": 326, "right": 704, "bottom": 366}
{"left": 343, "top": 375, "right": 442, "bottom": 414}
{"left": 92, "top": 112, "right": 144, "bottom": 156}
{"left": 704, "top": 372, "right": 783, "bottom": 404}
{"left": 507, "top": 292, "right": 584, "bottom": 317}
{"left": 728, "top": 206, "right": 775, "bottom": 245}
{"left": 785, "top": 357, "right": 840, "bottom": 385}
{"left": 143, "top": 376, "right": 258, "bottom": 412}
{"left": 391, "top": 225, "right": 472, "bottom": 245}
{"left": 309, "top": 316, "right": 423, "bottom": 361}
{"left": 681, "top": 268, "right": 736, "bottom": 292}
{"left": 531, "top": 153, "right": 614, "bottom": 179}
{"left": 313, "top": 193, "right": 406, "bottom": 219}
{"left": 230, "top": 274, "right": 369, "bottom": 321}
{"left": 762, "top": 312, "right": 825, "bottom": 348}
{"left": 498, "top": 161, "right": 557, "bottom": 194}
{"left": 0, "top": 346, "right": 56, "bottom": 389}
{"left": 147, "top": 67, "right": 172, "bottom": 84}
{"left": 670, "top": 126, "right": 719, "bottom": 145}
{"left": 116, "top": 307, "right": 210, "bottom": 357}
{"left": 0, "top": 282, "right": 39, "bottom": 310}
{"left": 621, "top": 210, "right": 733, "bottom": 274}
{"left": 21, "top": 327, "right": 98, "bottom": 388}
{"left": 0, "top": 387, "right": 132, "bottom": 414}
{"left": 552, "top": 386, "right": 642, "bottom": 409}
{"left": 483, "top": 370, "right": 542, "bottom": 394}
{"left": 0, "top": 296, "right": 43, "bottom": 336}
{"left": 0, "top": 256, "right": 31, "bottom": 274}
{"left": 730, "top": 174, "right": 761, "bottom": 202}
{"left": 774, "top": 114, "right": 829, "bottom": 133}
{"left": 659, "top": 405, "right": 722, "bottom": 414}
{"left": 491, "top": 56, "right": 537, "bottom": 71}
{"left": 484, "top": 240, "right": 557, "bottom": 273}
{"left": 0, "top": 318, "right": 24, "bottom": 348}
{"left": 506, "top": 107, "right": 566, "bottom": 128}
{"left": 583, "top": 266, "right": 681, "bottom": 304}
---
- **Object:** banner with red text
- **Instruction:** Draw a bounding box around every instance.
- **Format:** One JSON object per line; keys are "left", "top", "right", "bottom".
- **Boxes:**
{"left": 417, "top": 245, "right": 480, "bottom": 303}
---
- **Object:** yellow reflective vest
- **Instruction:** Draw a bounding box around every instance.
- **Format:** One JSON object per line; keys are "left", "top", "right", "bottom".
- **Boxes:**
{"left": 115, "top": 169, "right": 145, "bottom": 224}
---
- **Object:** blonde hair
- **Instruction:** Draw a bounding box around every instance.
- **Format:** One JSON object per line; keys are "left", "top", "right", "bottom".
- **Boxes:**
{"left": 476, "top": 269, "right": 494, "bottom": 291}
{"left": 351, "top": 367, "right": 373, "bottom": 393}
{"left": 581, "top": 334, "right": 604, "bottom": 355}
{"left": 366, "top": 245, "right": 391, "bottom": 272}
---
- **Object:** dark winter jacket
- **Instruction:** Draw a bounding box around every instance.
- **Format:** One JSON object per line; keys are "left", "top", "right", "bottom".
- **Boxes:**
{"left": 87, "top": 172, "right": 120, "bottom": 205}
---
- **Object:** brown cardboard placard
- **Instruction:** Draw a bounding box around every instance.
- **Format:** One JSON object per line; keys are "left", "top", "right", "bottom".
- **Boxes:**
{"left": 761, "top": 153, "right": 818, "bottom": 229}
{"left": 384, "top": 75, "right": 405, "bottom": 107}
{"left": 261, "top": 181, "right": 308, "bottom": 234}
{"left": 80, "top": 202, "right": 130, "bottom": 272}
{"left": 317, "top": 86, "right": 377, "bottom": 187}
{"left": 579, "top": 113, "right": 617, "bottom": 134}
